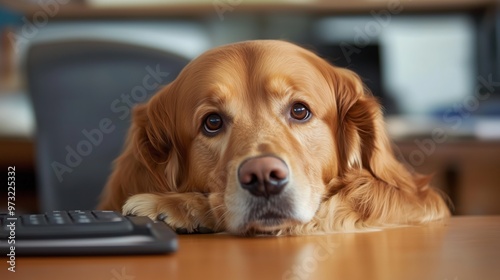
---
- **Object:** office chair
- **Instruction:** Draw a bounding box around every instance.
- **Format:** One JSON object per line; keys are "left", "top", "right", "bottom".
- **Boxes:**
{"left": 26, "top": 40, "right": 189, "bottom": 211}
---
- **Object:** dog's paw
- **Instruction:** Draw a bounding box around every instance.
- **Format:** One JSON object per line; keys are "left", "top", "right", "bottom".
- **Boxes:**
{"left": 122, "top": 193, "right": 215, "bottom": 234}
{"left": 122, "top": 193, "right": 161, "bottom": 220}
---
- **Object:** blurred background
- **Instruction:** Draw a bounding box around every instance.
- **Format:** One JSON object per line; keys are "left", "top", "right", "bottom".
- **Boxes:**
{"left": 0, "top": 0, "right": 499, "bottom": 215}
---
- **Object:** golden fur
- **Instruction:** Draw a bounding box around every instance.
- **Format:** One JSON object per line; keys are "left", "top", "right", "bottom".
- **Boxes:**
{"left": 98, "top": 40, "right": 450, "bottom": 235}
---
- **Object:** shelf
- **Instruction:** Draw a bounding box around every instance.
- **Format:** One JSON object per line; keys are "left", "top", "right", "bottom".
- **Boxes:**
{"left": 1, "top": 0, "right": 496, "bottom": 19}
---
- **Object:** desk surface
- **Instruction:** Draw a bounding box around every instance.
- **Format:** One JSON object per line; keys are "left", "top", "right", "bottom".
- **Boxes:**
{"left": 3, "top": 216, "right": 500, "bottom": 280}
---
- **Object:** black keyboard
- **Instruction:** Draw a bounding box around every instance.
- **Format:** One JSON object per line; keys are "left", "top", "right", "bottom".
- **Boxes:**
{"left": 0, "top": 210, "right": 177, "bottom": 256}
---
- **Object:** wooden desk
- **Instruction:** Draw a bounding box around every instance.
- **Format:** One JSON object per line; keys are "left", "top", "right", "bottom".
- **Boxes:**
{"left": 2, "top": 216, "right": 499, "bottom": 280}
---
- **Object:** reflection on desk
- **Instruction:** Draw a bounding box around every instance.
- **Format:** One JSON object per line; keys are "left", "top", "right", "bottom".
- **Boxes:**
{"left": 3, "top": 216, "right": 500, "bottom": 280}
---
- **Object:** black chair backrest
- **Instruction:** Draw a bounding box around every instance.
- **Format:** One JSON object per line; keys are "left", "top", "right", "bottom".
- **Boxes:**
{"left": 26, "top": 40, "right": 188, "bottom": 211}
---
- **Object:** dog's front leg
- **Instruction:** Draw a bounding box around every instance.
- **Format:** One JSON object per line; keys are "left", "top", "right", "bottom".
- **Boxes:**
{"left": 122, "top": 192, "right": 227, "bottom": 233}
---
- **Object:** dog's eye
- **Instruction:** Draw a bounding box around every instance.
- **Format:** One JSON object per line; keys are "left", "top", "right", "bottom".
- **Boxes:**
{"left": 290, "top": 103, "right": 311, "bottom": 121}
{"left": 203, "top": 113, "right": 223, "bottom": 135}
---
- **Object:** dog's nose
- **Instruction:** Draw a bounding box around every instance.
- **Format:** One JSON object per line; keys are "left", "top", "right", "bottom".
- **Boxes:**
{"left": 238, "top": 156, "right": 289, "bottom": 197}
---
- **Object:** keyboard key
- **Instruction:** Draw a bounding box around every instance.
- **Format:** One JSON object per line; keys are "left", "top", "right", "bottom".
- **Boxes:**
{"left": 93, "top": 210, "right": 124, "bottom": 222}
{"left": 47, "top": 211, "right": 72, "bottom": 225}
{"left": 69, "top": 210, "right": 96, "bottom": 223}
{"left": 22, "top": 214, "right": 47, "bottom": 226}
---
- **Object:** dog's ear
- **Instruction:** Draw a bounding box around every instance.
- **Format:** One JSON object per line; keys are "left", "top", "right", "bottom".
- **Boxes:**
{"left": 315, "top": 63, "right": 449, "bottom": 225}
{"left": 133, "top": 93, "right": 182, "bottom": 191}
{"left": 328, "top": 67, "right": 410, "bottom": 186}
{"left": 98, "top": 85, "right": 182, "bottom": 210}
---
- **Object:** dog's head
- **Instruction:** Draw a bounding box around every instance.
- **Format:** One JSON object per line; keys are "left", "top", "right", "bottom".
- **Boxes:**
{"left": 120, "top": 40, "right": 411, "bottom": 234}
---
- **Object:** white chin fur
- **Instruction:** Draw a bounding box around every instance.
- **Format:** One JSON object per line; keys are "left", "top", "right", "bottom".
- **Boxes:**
{"left": 224, "top": 184, "right": 319, "bottom": 234}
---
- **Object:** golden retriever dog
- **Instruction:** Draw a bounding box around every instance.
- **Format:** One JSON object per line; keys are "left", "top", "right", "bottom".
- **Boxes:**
{"left": 98, "top": 40, "right": 450, "bottom": 235}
